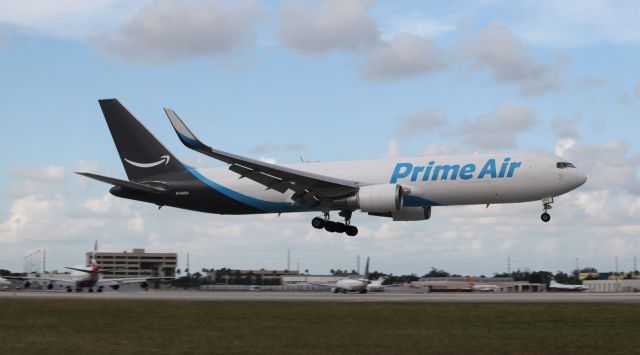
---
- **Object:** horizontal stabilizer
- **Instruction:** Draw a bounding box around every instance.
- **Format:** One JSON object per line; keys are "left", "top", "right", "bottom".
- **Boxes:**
{"left": 76, "top": 172, "right": 165, "bottom": 193}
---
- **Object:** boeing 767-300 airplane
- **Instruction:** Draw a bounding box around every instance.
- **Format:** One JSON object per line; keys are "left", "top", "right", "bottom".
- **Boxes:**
{"left": 78, "top": 99, "right": 587, "bottom": 236}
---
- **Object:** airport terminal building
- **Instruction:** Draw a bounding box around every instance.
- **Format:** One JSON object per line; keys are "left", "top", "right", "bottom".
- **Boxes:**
{"left": 88, "top": 248, "right": 177, "bottom": 278}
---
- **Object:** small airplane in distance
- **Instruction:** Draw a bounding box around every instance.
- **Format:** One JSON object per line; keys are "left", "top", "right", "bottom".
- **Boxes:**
{"left": 79, "top": 100, "right": 587, "bottom": 237}
{"left": 548, "top": 279, "right": 589, "bottom": 292}
{"left": 467, "top": 277, "right": 500, "bottom": 292}
{"left": 0, "top": 277, "right": 11, "bottom": 290}
{"left": 366, "top": 277, "right": 387, "bottom": 292}
{"left": 327, "top": 257, "right": 381, "bottom": 294}
{"left": 7, "top": 241, "right": 173, "bottom": 293}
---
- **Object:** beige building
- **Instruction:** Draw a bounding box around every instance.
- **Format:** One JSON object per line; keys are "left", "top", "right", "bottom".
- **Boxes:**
{"left": 583, "top": 279, "right": 640, "bottom": 292}
{"left": 409, "top": 277, "right": 546, "bottom": 292}
{"left": 87, "top": 248, "right": 177, "bottom": 278}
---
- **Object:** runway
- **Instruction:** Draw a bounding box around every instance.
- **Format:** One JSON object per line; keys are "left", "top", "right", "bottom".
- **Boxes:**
{"left": 2, "top": 290, "right": 639, "bottom": 302}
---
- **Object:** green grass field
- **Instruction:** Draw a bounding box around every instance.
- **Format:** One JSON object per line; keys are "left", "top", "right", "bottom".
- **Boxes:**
{"left": 1, "top": 299, "right": 639, "bottom": 355}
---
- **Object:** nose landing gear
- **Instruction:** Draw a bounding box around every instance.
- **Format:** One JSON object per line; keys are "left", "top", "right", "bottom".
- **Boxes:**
{"left": 541, "top": 197, "right": 553, "bottom": 222}
{"left": 311, "top": 211, "right": 358, "bottom": 236}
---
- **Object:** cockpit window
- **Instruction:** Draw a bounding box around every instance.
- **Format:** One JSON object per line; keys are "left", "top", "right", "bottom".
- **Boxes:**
{"left": 557, "top": 162, "right": 576, "bottom": 169}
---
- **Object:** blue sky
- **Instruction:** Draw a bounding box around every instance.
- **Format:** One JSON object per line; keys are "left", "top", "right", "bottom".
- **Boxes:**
{"left": 1, "top": 0, "right": 639, "bottom": 276}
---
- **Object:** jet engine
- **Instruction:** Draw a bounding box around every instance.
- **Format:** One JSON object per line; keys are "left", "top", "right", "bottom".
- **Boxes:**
{"left": 333, "top": 184, "right": 404, "bottom": 213}
{"left": 110, "top": 284, "right": 120, "bottom": 290}
{"left": 371, "top": 206, "right": 431, "bottom": 221}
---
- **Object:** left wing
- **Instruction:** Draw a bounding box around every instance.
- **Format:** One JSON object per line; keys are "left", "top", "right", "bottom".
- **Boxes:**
{"left": 164, "top": 108, "right": 360, "bottom": 207}
{"left": 4, "top": 276, "right": 76, "bottom": 287}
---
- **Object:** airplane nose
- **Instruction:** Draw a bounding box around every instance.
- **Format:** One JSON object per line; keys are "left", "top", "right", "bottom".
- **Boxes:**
{"left": 576, "top": 170, "right": 587, "bottom": 187}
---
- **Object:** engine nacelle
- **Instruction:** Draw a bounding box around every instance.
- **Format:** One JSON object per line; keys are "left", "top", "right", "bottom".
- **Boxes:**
{"left": 334, "top": 184, "right": 404, "bottom": 213}
{"left": 370, "top": 206, "right": 431, "bottom": 221}
{"left": 392, "top": 206, "right": 431, "bottom": 221}
{"left": 110, "top": 284, "right": 120, "bottom": 290}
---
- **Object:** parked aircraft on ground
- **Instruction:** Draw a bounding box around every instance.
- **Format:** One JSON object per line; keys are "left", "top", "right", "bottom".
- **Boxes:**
{"left": 548, "top": 279, "right": 589, "bottom": 292}
{"left": 467, "top": 277, "right": 500, "bottom": 292}
{"left": 0, "top": 277, "right": 10, "bottom": 290}
{"left": 366, "top": 277, "right": 387, "bottom": 292}
{"left": 79, "top": 100, "right": 587, "bottom": 236}
{"left": 328, "top": 257, "right": 375, "bottom": 294}
{"left": 6, "top": 241, "right": 172, "bottom": 292}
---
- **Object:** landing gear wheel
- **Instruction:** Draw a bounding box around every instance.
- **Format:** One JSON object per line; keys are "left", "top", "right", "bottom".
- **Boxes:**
{"left": 541, "top": 212, "right": 551, "bottom": 223}
{"left": 359, "top": 289, "right": 368, "bottom": 294}
{"left": 346, "top": 225, "right": 358, "bottom": 236}
{"left": 311, "top": 217, "right": 325, "bottom": 229}
{"left": 324, "top": 221, "right": 337, "bottom": 233}
{"left": 335, "top": 223, "right": 346, "bottom": 233}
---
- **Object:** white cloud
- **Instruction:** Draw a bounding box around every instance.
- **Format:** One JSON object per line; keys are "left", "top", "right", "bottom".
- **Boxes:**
{"left": 278, "top": 0, "right": 378, "bottom": 55}
{"left": 560, "top": 139, "right": 640, "bottom": 193}
{"left": 101, "top": 0, "right": 265, "bottom": 64}
{"left": 359, "top": 34, "right": 445, "bottom": 80}
{"left": 535, "top": 238, "right": 558, "bottom": 256}
{"left": 552, "top": 113, "right": 581, "bottom": 139}
{"left": 397, "top": 107, "right": 448, "bottom": 137}
{"left": 259, "top": 157, "right": 277, "bottom": 164}
{"left": 458, "top": 102, "right": 538, "bottom": 149}
{"left": 499, "top": 239, "right": 518, "bottom": 252}
{"left": 456, "top": 23, "right": 565, "bottom": 96}
{"left": 0, "top": 0, "right": 141, "bottom": 39}
{"left": 250, "top": 142, "right": 306, "bottom": 154}
{"left": 385, "top": 139, "right": 401, "bottom": 158}
{"left": 555, "top": 139, "right": 576, "bottom": 157}
{"left": 14, "top": 165, "right": 65, "bottom": 182}
{"left": 509, "top": 0, "right": 640, "bottom": 47}
{"left": 381, "top": 12, "right": 454, "bottom": 40}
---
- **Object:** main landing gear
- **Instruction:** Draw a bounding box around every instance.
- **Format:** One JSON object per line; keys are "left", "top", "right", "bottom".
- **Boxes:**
{"left": 311, "top": 210, "right": 358, "bottom": 236}
{"left": 541, "top": 197, "right": 553, "bottom": 223}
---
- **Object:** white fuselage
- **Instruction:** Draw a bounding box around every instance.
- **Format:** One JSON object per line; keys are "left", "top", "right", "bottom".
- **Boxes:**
{"left": 334, "top": 279, "right": 368, "bottom": 292}
{"left": 194, "top": 153, "right": 587, "bottom": 212}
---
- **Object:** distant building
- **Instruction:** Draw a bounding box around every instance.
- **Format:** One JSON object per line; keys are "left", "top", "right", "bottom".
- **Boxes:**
{"left": 410, "top": 276, "right": 546, "bottom": 292}
{"left": 583, "top": 279, "right": 640, "bottom": 292}
{"left": 88, "top": 248, "right": 177, "bottom": 278}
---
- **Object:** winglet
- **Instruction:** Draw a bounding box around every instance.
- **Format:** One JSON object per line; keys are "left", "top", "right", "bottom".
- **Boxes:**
{"left": 164, "top": 108, "right": 209, "bottom": 150}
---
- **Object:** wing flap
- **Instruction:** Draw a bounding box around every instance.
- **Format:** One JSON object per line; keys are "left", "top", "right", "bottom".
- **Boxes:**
{"left": 228, "top": 164, "right": 291, "bottom": 194}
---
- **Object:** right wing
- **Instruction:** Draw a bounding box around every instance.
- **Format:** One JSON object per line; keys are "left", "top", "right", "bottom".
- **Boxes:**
{"left": 164, "top": 109, "right": 360, "bottom": 206}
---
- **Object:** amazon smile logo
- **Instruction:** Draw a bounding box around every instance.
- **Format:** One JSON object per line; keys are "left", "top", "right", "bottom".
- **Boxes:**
{"left": 124, "top": 155, "right": 171, "bottom": 168}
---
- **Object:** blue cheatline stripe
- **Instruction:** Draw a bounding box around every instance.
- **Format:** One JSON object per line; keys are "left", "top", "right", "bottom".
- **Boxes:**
{"left": 403, "top": 194, "right": 441, "bottom": 207}
{"left": 185, "top": 166, "right": 311, "bottom": 213}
